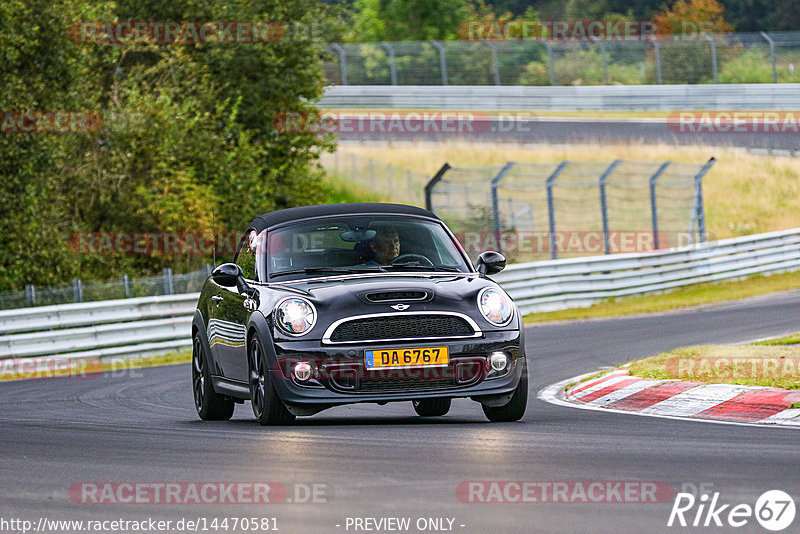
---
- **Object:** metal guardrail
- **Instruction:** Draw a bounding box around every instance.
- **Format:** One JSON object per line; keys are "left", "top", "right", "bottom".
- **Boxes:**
{"left": 495, "top": 227, "right": 800, "bottom": 314}
{"left": 321, "top": 84, "right": 800, "bottom": 111}
{"left": 1, "top": 228, "right": 798, "bottom": 361}
{"left": 0, "top": 294, "right": 198, "bottom": 361}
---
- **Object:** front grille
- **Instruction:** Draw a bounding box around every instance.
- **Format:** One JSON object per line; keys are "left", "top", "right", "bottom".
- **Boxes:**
{"left": 328, "top": 314, "right": 475, "bottom": 342}
{"left": 357, "top": 377, "right": 455, "bottom": 393}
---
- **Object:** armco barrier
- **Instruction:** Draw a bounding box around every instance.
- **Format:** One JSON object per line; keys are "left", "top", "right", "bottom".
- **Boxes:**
{"left": 0, "top": 228, "right": 798, "bottom": 361}
{"left": 321, "top": 84, "right": 800, "bottom": 111}
{"left": 495, "top": 227, "right": 800, "bottom": 314}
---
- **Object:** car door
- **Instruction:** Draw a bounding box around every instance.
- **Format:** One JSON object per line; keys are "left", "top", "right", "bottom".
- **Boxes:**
{"left": 211, "top": 230, "right": 259, "bottom": 383}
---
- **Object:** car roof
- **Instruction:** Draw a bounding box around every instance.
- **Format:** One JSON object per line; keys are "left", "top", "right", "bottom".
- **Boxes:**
{"left": 247, "top": 203, "right": 439, "bottom": 232}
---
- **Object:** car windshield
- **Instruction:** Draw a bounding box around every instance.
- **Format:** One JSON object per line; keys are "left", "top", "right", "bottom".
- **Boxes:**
{"left": 264, "top": 215, "right": 472, "bottom": 281}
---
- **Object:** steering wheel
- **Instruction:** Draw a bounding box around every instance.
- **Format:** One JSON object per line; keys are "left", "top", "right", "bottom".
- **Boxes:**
{"left": 391, "top": 254, "right": 434, "bottom": 267}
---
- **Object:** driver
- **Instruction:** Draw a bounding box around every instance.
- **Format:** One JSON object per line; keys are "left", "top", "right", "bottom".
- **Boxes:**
{"left": 368, "top": 225, "right": 400, "bottom": 265}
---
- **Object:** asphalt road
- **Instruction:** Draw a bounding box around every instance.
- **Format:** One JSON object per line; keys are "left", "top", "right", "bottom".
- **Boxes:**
{"left": 337, "top": 116, "right": 800, "bottom": 151}
{"left": 1, "top": 290, "right": 799, "bottom": 534}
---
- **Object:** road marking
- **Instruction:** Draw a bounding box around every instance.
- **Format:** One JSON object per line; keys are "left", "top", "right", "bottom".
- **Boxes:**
{"left": 639, "top": 384, "right": 750, "bottom": 417}
{"left": 584, "top": 379, "right": 663, "bottom": 407}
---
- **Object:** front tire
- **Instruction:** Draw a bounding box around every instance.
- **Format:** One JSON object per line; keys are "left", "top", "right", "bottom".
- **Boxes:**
{"left": 482, "top": 361, "right": 527, "bottom": 423}
{"left": 249, "top": 336, "right": 295, "bottom": 426}
{"left": 192, "top": 334, "right": 235, "bottom": 421}
{"left": 413, "top": 398, "right": 451, "bottom": 417}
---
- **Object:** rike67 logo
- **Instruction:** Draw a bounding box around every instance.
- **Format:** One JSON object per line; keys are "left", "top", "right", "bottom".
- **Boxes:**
{"left": 668, "top": 490, "right": 796, "bottom": 531}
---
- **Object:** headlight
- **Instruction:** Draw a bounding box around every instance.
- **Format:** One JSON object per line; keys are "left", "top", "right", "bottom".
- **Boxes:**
{"left": 477, "top": 287, "right": 513, "bottom": 326}
{"left": 275, "top": 297, "right": 317, "bottom": 336}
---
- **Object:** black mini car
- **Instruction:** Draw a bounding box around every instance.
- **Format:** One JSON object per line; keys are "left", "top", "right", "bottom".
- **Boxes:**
{"left": 192, "top": 203, "right": 527, "bottom": 425}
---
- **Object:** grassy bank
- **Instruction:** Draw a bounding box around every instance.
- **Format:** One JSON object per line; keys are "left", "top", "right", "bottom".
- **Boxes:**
{"left": 627, "top": 337, "right": 800, "bottom": 389}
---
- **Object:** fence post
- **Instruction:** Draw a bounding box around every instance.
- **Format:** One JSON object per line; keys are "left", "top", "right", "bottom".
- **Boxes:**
{"left": 330, "top": 43, "right": 348, "bottom": 85}
{"left": 163, "top": 268, "right": 174, "bottom": 295}
{"left": 120, "top": 274, "right": 131, "bottom": 298}
{"left": 72, "top": 278, "right": 83, "bottom": 303}
{"left": 350, "top": 153, "right": 357, "bottom": 178}
{"left": 490, "top": 162, "right": 516, "bottom": 254}
{"left": 542, "top": 40, "right": 556, "bottom": 86}
{"left": 368, "top": 158, "right": 375, "bottom": 189}
{"left": 25, "top": 284, "right": 35, "bottom": 306}
{"left": 486, "top": 41, "right": 501, "bottom": 85}
{"left": 598, "top": 159, "right": 623, "bottom": 255}
{"left": 702, "top": 33, "right": 718, "bottom": 83}
{"left": 593, "top": 38, "right": 608, "bottom": 85}
{"left": 424, "top": 163, "right": 452, "bottom": 212}
{"left": 430, "top": 41, "right": 448, "bottom": 85}
{"left": 546, "top": 161, "right": 569, "bottom": 259}
{"left": 760, "top": 32, "right": 777, "bottom": 83}
{"left": 381, "top": 42, "right": 398, "bottom": 85}
{"left": 689, "top": 157, "right": 716, "bottom": 244}
{"left": 649, "top": 37, "right": 662, "bottom": 84}
{"left": 648, "top": 161, "right": 671, "bottom": 250}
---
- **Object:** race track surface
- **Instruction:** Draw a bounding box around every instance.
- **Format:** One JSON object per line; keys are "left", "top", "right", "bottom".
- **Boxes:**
{"left": 1, "top": 290, "right": 799, "bottom": 533}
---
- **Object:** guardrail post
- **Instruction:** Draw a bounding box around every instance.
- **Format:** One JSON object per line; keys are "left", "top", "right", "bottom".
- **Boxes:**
{"left": 381, "top": 42, "right": 398, "bottom": 85}
{"left": 648, "top": 161, "right": 671, "bottom": 250}
{"left": 25, "top": 284, "right": 35, "bottom": 306}
{"left": 425, "top": 163, "right": 452, "bottom": 212}
{"left": 490, "top": 162, "right": 516, "bottom": 254}
{"left": 689, "top": 157, "right": 716, "bottom": 244}
{"left": 542, "top": 40, "right": 556, "bottom": 86}
{"left": 163, "top": 268, "right": 174, "bottom": 295}
{"left": 760, "top": 32, "right": 777, "bottom": 83}
{"left": 430, "top": 41, "right": 448, "bottom": 85}
{"left": 330, "top": 43, "right": 348, "bottom": 85}
{"left": 120, "top": 274, "right": 131, "bottom": 298}
{"left": 546, "top": 161, "right": 569, "bottom": 259}
{"left": 72, "top": 278, "right": 83, "bottom": 303}
{"left": 599, "top": 159, "right": 623, "bottom": 255}
{"left": 702, "top": 33, "right": 718, "bottom": 83}
{"left": 486, "top": 41, "right": 501, "bottom": 85}
{"left": 649, "top": 37, "right": 662, "bottom": 84}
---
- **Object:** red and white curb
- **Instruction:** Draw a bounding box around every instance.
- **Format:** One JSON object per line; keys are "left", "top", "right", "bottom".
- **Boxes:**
{"left": 539, "top": 368, "right": 800, "bottom": 429}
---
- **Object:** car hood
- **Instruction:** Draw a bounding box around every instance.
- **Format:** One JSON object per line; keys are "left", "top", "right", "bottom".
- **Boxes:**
{"left": 259, "top": 273, "right": 509, "bottom": 339}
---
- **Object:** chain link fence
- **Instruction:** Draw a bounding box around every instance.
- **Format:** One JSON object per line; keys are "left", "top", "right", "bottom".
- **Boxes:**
{"left": 324, "top": 32, "right": 800, "bottom": 86}
{"left": 0, "top": 267, "right": 212, "bottom": 311}
{"left": 320, "top": 151, "right": 430, "bottom": 206}
{"left": 425, "top": 159, "right": 715, "bottom": 263}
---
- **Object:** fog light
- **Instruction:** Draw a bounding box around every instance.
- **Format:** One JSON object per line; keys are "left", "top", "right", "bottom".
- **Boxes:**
{"left": 489, "top": 352, "right": 508, "bottom": 372}
{"left": 294, "top": 362, "right": 312, "bottom": 381}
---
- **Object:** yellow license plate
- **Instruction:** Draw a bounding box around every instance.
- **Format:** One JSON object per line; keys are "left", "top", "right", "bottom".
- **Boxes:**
{"left": 365, "top": 347, "right": 449, "bottom": 369}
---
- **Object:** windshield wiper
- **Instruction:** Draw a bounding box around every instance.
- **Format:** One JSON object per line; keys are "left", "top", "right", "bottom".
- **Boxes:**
{"left": 270, "top": 266, "right": 387, "bottom": 279}
{"left": 384, "top": 262, "right": 463, "bottom": 273}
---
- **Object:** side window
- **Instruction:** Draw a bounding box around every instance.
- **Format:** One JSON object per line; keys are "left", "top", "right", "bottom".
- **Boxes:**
{"left": 235, "top": 230, "right": 257, "bottom": 281}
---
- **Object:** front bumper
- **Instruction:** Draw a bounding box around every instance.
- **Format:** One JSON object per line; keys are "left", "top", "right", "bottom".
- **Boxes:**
{"left": 268, "top": 330, "right": 524, "bottom": 406}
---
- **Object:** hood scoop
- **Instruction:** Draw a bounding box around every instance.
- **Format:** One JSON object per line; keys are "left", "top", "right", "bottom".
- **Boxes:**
{"left": 364, "top": 290, "right": 429, "bottom": 303}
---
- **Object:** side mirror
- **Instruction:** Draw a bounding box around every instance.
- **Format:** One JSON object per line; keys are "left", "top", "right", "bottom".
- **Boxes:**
{"left": 211, "top": 263, "right": 244, "bottom": 287}
{"left": 476, "top": 251, "right": 506, "bottom": 276}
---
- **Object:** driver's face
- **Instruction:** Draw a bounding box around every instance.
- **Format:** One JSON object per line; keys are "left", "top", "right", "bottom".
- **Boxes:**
{"left": 371, "top": 230, "right": 400, "bottom": 265}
